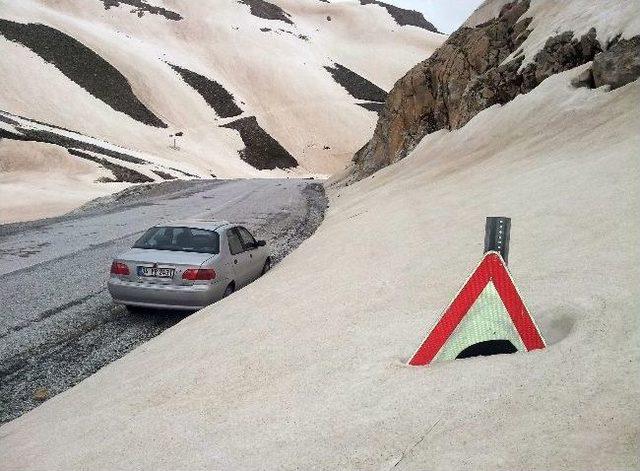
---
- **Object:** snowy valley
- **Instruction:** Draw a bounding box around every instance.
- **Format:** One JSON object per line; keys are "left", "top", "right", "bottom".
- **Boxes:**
{"left": 0, "top": 0, "right": 442, "bottom": 221}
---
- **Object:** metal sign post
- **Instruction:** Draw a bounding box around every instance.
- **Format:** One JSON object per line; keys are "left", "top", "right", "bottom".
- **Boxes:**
{"left": 484, "top": 217, "right": 511, "bottom": 265}
{"left": 170, "top": 131, "right": 184, "bottom": 150}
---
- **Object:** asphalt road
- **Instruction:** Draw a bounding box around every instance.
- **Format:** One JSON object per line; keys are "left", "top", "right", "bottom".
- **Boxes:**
{"left": 0, "top": 178, "right": 327, "bottom": 423}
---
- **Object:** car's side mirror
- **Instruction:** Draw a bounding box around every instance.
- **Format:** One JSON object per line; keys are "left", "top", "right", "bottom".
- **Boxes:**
{"left": 256, "top": 240, "right": 266, "bottom": 247}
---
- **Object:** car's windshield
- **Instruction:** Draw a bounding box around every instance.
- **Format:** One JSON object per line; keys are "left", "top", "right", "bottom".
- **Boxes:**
{"left": 133, "top": 226, "right": 220, "bottom": 254}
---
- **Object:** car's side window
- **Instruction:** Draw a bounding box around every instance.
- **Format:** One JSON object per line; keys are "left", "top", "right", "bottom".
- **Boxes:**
{"left": 227, "top": 229, "right": 244, "bottom": 255}
{"left": 237, "top": 227, "right": 257, "bottom": 249}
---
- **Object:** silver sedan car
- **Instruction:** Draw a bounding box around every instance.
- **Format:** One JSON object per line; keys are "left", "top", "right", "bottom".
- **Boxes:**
{"left": 108, "top": 221, "right": 270, "bottom": 310}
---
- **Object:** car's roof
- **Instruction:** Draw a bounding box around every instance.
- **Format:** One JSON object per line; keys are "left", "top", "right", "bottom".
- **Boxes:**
{"left": 154, "top": 220, "right": 233, "bottom": 231}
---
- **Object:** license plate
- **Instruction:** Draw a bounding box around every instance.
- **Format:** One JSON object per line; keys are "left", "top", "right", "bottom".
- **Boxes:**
{"left": 137, "top": 266, "right": 175, "bottom": 278}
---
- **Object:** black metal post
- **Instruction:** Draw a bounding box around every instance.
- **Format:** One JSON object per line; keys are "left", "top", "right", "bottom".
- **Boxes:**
{"left": 484, "top": 217, "right": 511, "bottom": 265}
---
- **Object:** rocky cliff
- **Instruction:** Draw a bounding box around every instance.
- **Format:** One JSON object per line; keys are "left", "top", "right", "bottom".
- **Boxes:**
{"left": 349, "top": 0, "right": 640, "bottom": 180}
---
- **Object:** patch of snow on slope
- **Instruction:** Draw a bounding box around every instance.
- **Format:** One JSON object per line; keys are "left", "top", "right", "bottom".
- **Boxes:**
{"left": 0, "top": 110, "right": 204, "bottom": 177}
{"left": 463, "top": 0, "right": 513, "bottom": 27}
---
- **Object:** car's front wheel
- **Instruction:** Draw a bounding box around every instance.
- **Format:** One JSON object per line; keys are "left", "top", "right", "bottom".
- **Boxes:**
{"left": 261, "top": 258, "right": 271, "bottom": 276}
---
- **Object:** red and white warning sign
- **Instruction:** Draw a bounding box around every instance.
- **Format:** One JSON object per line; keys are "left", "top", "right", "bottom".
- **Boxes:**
{"left": 408, "top": 251, "right": 545, "bottom": 366}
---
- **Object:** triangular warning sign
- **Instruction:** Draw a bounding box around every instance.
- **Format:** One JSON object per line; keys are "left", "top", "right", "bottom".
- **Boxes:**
{"left": 409, "top": 251, "right": 545, "bottom": 366}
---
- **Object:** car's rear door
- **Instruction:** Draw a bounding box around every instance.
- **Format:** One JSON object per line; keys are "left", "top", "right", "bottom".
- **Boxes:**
{"left": 226, "top": 227, "right": 252, "bottom": 287}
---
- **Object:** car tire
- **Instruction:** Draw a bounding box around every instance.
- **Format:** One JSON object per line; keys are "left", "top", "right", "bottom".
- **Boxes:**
{"left": 223, "top": 282, "right": 235, "bottom": 298}
{"left": 261, "top": 258, "right": 271, "bottom": 276}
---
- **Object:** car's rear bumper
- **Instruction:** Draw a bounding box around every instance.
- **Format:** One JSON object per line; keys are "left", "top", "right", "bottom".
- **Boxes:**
{"left": 108, "top": 278, "right": 225, "bottom": 310}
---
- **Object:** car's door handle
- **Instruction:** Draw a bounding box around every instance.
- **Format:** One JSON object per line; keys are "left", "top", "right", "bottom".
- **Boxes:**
{"left": 234, "top": 259, "right": 238, "bottom": 264}
{"left": 250, "top": 253, "right": 253, "bottom": 258}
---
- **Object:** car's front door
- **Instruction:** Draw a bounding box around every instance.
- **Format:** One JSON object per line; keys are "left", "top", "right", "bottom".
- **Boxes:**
{"left": 236, "top": 226, "right": 264, "bottom": 281}
{"left": 226, "top": 228, "right": 252, "bottom": 287}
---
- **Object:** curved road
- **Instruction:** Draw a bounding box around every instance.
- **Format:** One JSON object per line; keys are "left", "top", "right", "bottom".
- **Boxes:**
{"left": 0, "top": 178, "right": 326, "bottom": 423}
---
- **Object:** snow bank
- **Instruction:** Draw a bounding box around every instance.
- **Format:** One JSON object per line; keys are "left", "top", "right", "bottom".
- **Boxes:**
{"left": 1, "top": 60, "right": 637, "bottom": 469}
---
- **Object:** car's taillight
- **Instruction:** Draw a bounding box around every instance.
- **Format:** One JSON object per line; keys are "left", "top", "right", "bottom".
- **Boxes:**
{"left": 182, "top": 268, "right": 216, "bottom": 281}
{"left": 110, "top": 261, "right": 130, "bottom": 276}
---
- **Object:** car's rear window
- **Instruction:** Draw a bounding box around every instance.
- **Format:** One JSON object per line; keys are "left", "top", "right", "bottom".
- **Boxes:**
{"left": 133, "top": 226, "right": 220, "bottom": 254}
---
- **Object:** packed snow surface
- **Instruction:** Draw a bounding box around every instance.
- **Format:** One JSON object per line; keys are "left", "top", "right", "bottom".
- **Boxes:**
{"left": 1, "top": 55, "right": 638, "bottom": 469}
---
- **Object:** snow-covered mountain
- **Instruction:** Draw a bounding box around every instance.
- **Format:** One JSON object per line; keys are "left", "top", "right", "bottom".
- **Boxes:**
{"left": 0, "top": 0, "right": 444, "bottom": 222}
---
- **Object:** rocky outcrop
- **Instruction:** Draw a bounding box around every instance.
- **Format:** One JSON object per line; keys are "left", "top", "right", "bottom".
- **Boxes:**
{"left": 0, "top": 19, "right": 166, "bottom": 128}
{"left": 222, "top": 116, "right": 298, "bottom": 170}
{"left": 454, "top": 28, "right": 601, "bottom": 129}
{"left": 99, "top": 0, "right": 182, "bottom": 20}
{"left": 592, "top": 36, "right": 640, "bottom": 90}
{"left": 351, "top": 1, "right": 532, "bottom": 178}
{"left": 169, "top": 64, "right": 243, "bottom": 118}
{"left": 349, "top": 0, "right": 639, "bottom": 180}
{"left": 239, "top": 0, "right": 293, "bottom": 25}
{"left": 359, "top": 0, "right": 439, "bottom": 32}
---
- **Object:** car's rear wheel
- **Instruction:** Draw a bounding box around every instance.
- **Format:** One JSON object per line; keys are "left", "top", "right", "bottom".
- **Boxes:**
{"left": 223, "top": 282, "right": 235, "bottom": 298}
{"left": 261, "top": 258, "right": 271, "bottom": 276}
